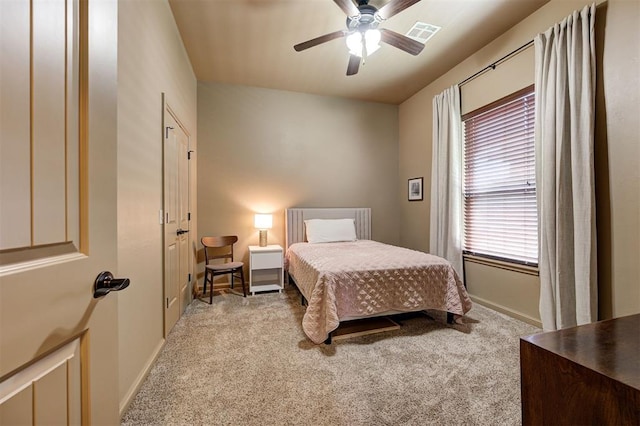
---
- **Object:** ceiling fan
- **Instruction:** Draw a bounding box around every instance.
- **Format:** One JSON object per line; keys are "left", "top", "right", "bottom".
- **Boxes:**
{"left": 294, "top": 0, "right": 425, "bottom": 76}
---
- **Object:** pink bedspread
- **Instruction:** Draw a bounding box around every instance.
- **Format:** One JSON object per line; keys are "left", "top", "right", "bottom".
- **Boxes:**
{"left": 286, "top": 240, "right": 472, "bottom": 344}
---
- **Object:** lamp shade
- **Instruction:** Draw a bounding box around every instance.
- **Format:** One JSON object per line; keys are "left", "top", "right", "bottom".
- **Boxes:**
{"left": 254, "top": 214, "right": 273, "bottom": 229}
{"left": 346, "top": 29, "right": 381, "bottom": 58}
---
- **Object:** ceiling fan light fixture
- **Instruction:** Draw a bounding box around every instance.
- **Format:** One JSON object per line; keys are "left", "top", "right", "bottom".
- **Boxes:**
{"left": 293, "top": 0, "right": 426, "bottom": 75}
{"left": 346, "top": 29, "right": 381, "bottom": 58}
{"left": 346, "top": 32, "right": 362, "bottom": 54}
{"left": 365, "top": 28, "right": 381, "bottom": 48}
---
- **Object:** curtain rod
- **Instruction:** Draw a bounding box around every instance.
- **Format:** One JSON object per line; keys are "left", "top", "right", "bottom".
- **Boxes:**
{"left": 458, "top": 39, "right": 534, "bottom": 87}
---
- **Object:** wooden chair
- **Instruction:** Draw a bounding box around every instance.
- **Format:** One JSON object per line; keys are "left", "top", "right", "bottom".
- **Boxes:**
{"left": 201, "top": 236, "right": 246, "bottom": 303}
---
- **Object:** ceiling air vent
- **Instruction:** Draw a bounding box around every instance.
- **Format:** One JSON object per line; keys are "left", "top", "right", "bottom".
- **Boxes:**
{"left": 405, "top": 22, "right": 441, "bottom": 44}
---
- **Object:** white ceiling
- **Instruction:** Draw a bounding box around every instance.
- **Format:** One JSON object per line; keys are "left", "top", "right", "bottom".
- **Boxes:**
{"left": 169, "top": 0, "right": 548, "bottom": 104}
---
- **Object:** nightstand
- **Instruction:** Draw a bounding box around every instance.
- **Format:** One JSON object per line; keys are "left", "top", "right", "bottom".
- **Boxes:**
{"left": 248, "top": 245, "right": 284, "bottom": 295}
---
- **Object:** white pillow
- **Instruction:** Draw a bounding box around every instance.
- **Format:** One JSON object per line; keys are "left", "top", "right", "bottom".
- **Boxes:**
{"left": 304, "top": 218, "right": 357, "bottom": 244}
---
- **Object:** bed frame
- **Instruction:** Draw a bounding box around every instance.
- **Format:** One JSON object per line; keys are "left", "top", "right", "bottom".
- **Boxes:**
{"left": 285, "top": 207, "right": 371, "bottom": 248}
{"left": 285, "top": 207, "right": 454, "bottom": 343}
{"left": 286, "top": 208, "right": 400, "bottom": 343}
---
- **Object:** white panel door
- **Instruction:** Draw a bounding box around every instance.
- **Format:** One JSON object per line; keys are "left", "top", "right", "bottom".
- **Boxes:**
{"left": 164, "top": 110, "right": 180, "bottom": 335}
{"left": 0, "top": 0, "right": 120, "bottom": 424}
{"left": 163, "top": 104, "right": 191, "bottom": 335}
{"left": 177, "top": 117, "right": 190, "bottom": 316}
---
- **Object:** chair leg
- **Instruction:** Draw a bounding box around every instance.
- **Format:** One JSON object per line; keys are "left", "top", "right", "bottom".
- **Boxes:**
{"left": 208, "top": 271, "right": 214, "bottom": 305}
{"left": 240, "top": 268, "right": 246, "bottom": 297}
{"left": 230, "top": 271, "right": 234, "bottom": 289}
{"left": 203, "top": 271, "right": 208, "bottom": 296}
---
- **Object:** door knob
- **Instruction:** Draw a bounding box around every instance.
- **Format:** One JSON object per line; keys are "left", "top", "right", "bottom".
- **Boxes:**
{"left": 176, "top": 228, "right": 189, "bottom": 235}
{"left": 94, "top": 271, "right": 130, "bottom": 298}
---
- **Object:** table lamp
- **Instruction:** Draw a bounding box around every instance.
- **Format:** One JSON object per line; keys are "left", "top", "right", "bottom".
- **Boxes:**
{"left": 254, "top": 214, "right": 273, "bottom": 247}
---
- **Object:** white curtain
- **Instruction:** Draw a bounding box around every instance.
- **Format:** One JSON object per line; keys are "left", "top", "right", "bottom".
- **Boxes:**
{"left": 430, "top": 85, "right": 463, "bottom": 277}
{"left": 535, "top": 4, "right": 597, "bottom": 331}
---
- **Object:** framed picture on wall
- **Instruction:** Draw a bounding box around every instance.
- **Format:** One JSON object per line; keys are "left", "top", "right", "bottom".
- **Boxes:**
{"left": 408, "top": 177, "right": 423, "bottom": 201}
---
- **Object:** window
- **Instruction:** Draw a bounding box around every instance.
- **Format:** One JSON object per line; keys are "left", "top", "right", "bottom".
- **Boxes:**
{"left": 462, "top": 85, "right": 537, "bottom": 266}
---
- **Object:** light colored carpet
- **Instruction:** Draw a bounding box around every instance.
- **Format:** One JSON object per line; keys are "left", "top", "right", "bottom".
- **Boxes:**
{"left": 121, "top": 286, "right": 539, "bottom": 425}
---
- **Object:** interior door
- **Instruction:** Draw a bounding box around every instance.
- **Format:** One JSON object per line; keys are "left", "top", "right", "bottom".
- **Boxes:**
{"left": 163, "top": 104, "right": 191, "bottom": 335}
{"left": 177, "top": 120, "right": 190, "bottom": 315}
{"left": 0, "top": 0, "right": 120, "bottom": 424}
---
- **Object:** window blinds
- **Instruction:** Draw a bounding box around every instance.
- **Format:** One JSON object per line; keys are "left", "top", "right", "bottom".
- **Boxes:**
{"left": 462, "top": 86, "right": 537, "bottom": 265}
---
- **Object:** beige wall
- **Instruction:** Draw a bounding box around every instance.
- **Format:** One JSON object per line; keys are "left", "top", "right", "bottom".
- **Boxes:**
{"left": 399, "top": 0, "right": 640, "bottom": 324}
{"left": 197, "top": 82, "right": 399, "bottom": 282}
{"left": 117, "top": 0, "right": 197, "bottom": 414}
{"left": 593, "top": 0, "right": 640, "bottom": 318}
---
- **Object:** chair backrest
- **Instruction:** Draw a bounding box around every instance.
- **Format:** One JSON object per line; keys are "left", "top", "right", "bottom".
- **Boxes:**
{"left": 201, "top": 236, "right": 238, "bottom": 264}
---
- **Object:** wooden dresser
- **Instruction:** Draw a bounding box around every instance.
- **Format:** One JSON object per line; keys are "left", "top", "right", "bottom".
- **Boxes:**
{"left": 520, "top": 314, "right": 640, "bottom": 425}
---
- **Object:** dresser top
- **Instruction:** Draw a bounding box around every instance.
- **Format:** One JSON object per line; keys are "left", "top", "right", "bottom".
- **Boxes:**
{"left": 521, "top": 314, "right": 640, "bottom": 390}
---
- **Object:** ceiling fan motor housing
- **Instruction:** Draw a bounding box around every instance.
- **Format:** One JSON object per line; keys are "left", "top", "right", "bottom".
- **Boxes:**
{"left": 347, "top": 4, "right": 382, "bottom": 32}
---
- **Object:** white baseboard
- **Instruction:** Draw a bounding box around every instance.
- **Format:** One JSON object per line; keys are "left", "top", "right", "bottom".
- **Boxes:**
{"left": 470, "top": 295, "right": 542, "bottom": 329}
{"left": 119, "top": 338, "right": 166, "bottom": 418}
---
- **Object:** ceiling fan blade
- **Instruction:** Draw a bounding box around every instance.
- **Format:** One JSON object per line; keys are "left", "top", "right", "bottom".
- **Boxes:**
{"left": 294, "top": 30, "right": 347, "bottom": 52}
{"left": 380, "top": 28, "right": 424, "bottom": 56}
{"left": 346, "top": 54, "right": 360, "bottom": 76}
{"left": 377, "top": 0, "right": 422, "bottom": 20}
{"left": 333, "top": 0, "right": 359, "bottom": 17}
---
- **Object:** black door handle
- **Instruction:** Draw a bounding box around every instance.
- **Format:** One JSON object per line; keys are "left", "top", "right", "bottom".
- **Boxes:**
{"left": 94, "top": 271, "right": 130, "bottom": 298}
{"left": 176, "top": 228, "right": 189, "bottom": 235}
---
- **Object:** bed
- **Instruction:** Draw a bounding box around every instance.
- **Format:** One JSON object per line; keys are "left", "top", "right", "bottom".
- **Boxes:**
{"left": 285, "top": 208, "right": 472, "bottom": 344}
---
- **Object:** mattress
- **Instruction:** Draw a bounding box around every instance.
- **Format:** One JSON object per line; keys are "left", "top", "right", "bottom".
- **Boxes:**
{"left": 286, "top": 240, "right": 472, "bottom": 344}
